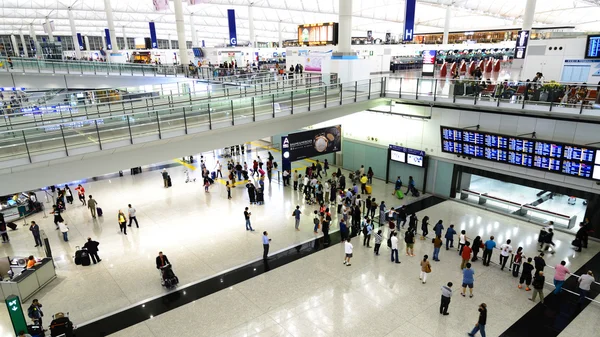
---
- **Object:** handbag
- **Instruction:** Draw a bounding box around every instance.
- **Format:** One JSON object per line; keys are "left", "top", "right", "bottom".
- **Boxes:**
{"left": 425, "top": 263, "right": 432, "bottom": 273}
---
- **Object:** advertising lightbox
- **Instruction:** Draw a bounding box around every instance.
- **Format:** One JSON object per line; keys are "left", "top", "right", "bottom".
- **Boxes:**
{"left": 298, "top": 23, "right": 339, "bottom": 46}
{"left": 287, "top": 125, "right": 342, "bottom": 161}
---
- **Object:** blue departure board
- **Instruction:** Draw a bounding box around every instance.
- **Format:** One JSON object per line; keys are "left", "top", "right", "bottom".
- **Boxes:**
{"left": 443, "top": 140, "right": 462, "bottom": 154}
{"left": 442, "top": 128, "right": 462, "bottom": 141}
{"left": 463, "top": 144, "right": 483, "bottom": 157}
{"left": 463, "top": 131, "right": 484, "bottom": 145}
{"left": 533, "top": 156, "right": 561, "bottom": 171}
{"left": 562, "top": 161, "right": 593, "bottom": 178}
{"left": 563, "top": 146, "right": 594, "bottom": 162}
{"left": 485, "top": 148, "right": 507, "bottom": 161}
{"left": 485, "top": 134, "right": 508, "bottom": 148}
{"left": 508, "top": 152, "right": 533, "bottom": 167}
{"left": 534, "top": 142, "right": 562, "bottom": 158}
{"left": 509, "top": 138, "right": 534, "bottom": 153}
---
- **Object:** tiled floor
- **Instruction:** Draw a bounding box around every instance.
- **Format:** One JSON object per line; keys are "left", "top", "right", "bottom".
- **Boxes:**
{"left": 105, "top": 200, "right": 599, "bottom": 337}
{"left": 0, "top": 143, "right": 411, "bottom": 332}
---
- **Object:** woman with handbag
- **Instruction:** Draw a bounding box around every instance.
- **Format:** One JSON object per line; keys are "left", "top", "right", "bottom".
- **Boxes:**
{"left": 420, "top": 255, "right": 432, "bottom": 284}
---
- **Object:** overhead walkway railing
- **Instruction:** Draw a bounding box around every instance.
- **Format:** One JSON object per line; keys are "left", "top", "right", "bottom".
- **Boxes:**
{"left": 0, "top": 77, "right": 384, "bottom": 168}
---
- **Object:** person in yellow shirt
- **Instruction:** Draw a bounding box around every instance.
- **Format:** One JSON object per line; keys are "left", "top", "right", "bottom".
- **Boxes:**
{"left": 360, "top": 174, "right": 368, "bottom": 194}
{"left": 118, "top": 210, "right": 127, "bottom": 235}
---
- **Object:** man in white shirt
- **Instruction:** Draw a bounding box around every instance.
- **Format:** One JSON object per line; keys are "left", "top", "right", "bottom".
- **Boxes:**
{"left": 390, "top": 232, "right": 400, "bottom": 263}
{"left": 128, "top": 204, "right": 139, "bottom": 228}
{"left": 215, "top": 161, "right": 222, "bottom": 178}
{"left": 343, "top": 238, "right": 353, "bottom": 266}
{"left": 499, "top": 239, "right": 513, "bottom": 271}
{"left": 578, "top": 270, "right": 595, "bottom": 304}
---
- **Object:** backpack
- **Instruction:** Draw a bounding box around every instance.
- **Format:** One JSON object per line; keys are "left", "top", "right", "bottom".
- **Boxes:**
{"left": 387, "top": 237, "right": 392, "bottom": 247}
{"left": 313, "top": 217, "right": 319, "bottom": 225}
{"left": 362, "top": 225, "right": 368, "bottom": 235}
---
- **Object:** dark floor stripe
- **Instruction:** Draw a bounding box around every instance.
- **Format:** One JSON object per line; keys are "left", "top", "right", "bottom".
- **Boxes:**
{"left": 75, "top": 196, "right": 446, "bottom": 336}
{"left": 499, "top": 251, "right": 600, "bottom": 337}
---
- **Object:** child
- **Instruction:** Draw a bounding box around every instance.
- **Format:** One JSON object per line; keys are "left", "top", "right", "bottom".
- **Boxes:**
{"left": 226, "top": 181, "right": 231, "bottom": 199}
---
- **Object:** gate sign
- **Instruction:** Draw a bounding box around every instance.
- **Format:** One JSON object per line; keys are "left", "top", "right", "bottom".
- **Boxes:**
{"left": 227, "top": 9, "right": 237, "bottom": 46}
{"left": 104, "top": 28, "right": 112, "bottom": 50}
{"left": 403, "top": 0, "right": 416, "bottom": 42}
{"left": 5, "top": 295, "right": 28, "bottom": 335}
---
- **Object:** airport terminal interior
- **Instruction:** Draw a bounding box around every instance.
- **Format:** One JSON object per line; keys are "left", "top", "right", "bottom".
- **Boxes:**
{"left": 1, "top": 0, "right": 600, "bottom": 336}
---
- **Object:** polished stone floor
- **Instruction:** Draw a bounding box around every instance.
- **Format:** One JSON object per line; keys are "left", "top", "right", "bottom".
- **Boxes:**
{"left": 0, "top": 143, "right": 410, "bottom": 331}
{"left": 104, "top": 201, "right": 599, "bottom": 337}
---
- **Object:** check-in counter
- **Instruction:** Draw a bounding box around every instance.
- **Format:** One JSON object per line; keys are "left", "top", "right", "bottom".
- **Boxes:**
{"left": 0, "top": 258, "right": 56, "bottom": 302}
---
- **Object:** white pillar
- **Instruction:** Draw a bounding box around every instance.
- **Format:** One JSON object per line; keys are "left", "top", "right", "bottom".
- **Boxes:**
{"left": 173, "top": 0, "right": 189, "bottom": 65}
{"left": 10, "top": 35, "right": 18, "bottom": 56}
{"left": 522, "top": 0, "right": 536, "bottom": 30}
{"left": 84, "top": 35, "right": 91, "bottom": 51}
{"left": 122, "top": 26, "right": 128, "bottom": 49}
{"left": 19, "top": 31, "right": 28, "bottom": 57}
{"left": 104, "top": 0, "right": 116, "bottom": 49}
{"left": 278, "top": 21, "right": 282, "bottom": 48}
{"left": 338, "top": 0, "right": 352, "bottom": 53}
{"left": 168, "top": 34, "right": 173, "bottom": 50}
{"left": 190, "top": 13, "right": 198, "bottom": 47}
{"left": 45, "top": 17, "right": 54, "bottom": 42}
{"left": 443, "top": 6, "right": 451, "bottom": 45}
{"left": 29, "top": 23, "right": 40, "bottom": 57}
{"left": 68, "top": 7, "right": 82, "bottom": 59}
{"left": 248, "top": 5, "right": 255, "bottom": 47}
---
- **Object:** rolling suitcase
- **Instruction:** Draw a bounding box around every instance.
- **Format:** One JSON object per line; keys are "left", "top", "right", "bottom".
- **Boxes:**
{"left": 365, "top": 185, "right": 372, "bottom": 194}
{"left": 80, "top": 249, "right": 91, "bottom": 266}
{"left": 6, "top": 222, "right": 18, "bottom": 230}
{"left": 211, "top": 171, "right": 216, "bottom": 180}
{"left": 27, "top": 323, "right": 44, "bottom": 337}
{"left": 396, "top": 190, "right": 404, "bottom": 199}
{"left": 96, "top": 207, "right": 103, "bottom": 217}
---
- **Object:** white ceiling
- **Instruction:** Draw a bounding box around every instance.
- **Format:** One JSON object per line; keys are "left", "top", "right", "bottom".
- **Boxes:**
{"left": 1, "top": 0, "right": 599, "bottom": 46}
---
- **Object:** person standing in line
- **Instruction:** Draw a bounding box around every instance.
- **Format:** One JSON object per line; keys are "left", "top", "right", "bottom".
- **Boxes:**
{"left": 337, "top": 192, "right": 344, "bottom": 214}
{"left": 577, "top": 271, "right": 595, "bottom": 304}
{"left": 433, "top": 220, "right": 444, "bottom": 238}
{"left": 512, "top": 247, "right": 524, "bottom": 277}
{"left": 397, "top": 206, "right": 407, "bottom": 228}
{"left": 262, "top": 231, "right": 271, "bottom": 260}
{"left": 283, "top": 170, "right": 290, "bottom": 186}
{"left": 323, "top": 159, "right": 329, "bottom": 176}
{"left": 471, "top": 236, "right": 482, "bottom": 261}
{"left": 374, "top": 229, "right": 383, "bottom": 255}
{"left": 499, "top": 239, "right": 513, "bottom": 271}
{"left": 292, "top": 206, "right": 301, "bottom": 231}
{"left": 440, "top": 282, "right": 453, "bottom": 315}
{"left": 293, "top": 170, "right": 299, "bottom": 190}
{"left": 369, "top": 198, "right": 377, "bottom": 219}
{"left": 226, "top": 181, "right": 232, "bottom": 199}
{"left": 420, "top": 255, "right": 431, "bottom": 284}
{"left": 461, "top": 263, "right": 475, "bottom": 298}
{"left": 118, "top": 210, "right": 127, "bottom": 235}
{"left": 518, "top": 257, "right": 534, "bottom": 291}
{"left": 88, "top": 195, "right": 98, "bottom": 218}
{"left": 534, "top": 252, "right": 546, "bottom": 277}
{"left": 83, "top": 237, "right": 101, "bottom": 264}
{"left": 340, "top": 218, "right": 348, "bottom": 242}
{"left": 530, "top": 271, "right": 545, "bottom": 303}
{"left": 363, "top": 219, "right": 373, "bottom": 247}
{"left": 553, "top": 260, "right": 570, "bottom": 294}
{"left": 27, "top": 299, "right": 44, "bottom": 326}
{"left": 367, "top": 167, "right": 374, "bottom": 184}
{"left": 343, "top": 237, "right": 353, "bottom": 267}
{"left": 445, "top": 224, "right": 456, "bottom": 250}
{"left": 58, "top": 221, "right": 69, "bottom": 241}
{"left": 215, "top": 160, "right": 223, "bottom": 178}
{"left": 162, "top": 169, "right": 169, "bottom": 188}
{"left": 461, "top": 242, "right": 472, "bottom": 270}
{"left": 482, "top": 236, "right": 496, "bottom": 267}
{"left": 467, "top": 303, "right": 487, "bottom": 337}
{"left": 390, "top": 231, "right": 400, "bottom": 264}
{"left": 322, "top": 209, "right": 332, "bottom": 244}
{"left": 421, "top": 216, "right": 430, "bottom": 239}
{"left": 458, "top": 230, "right": 467, "bottom": 255}
{"left": 405, "top": 228, "right": 416, "bottom": 257}
{"left": 29, "top": 221, "right": 42, "bottom": 247}
{"left": 358, "top": 165, "right": 365, "bottom": 177}
{"left": 433, "top": 235, "right": 443, "bottom": 261}
{"left": 127, "top": 204, "right": 139, "bottom": 228}
{"left": 360, "top": 174, "right": 368, "bottom": 194}
{"left": 244, "top": 207, "right": 254, "bottom": 231}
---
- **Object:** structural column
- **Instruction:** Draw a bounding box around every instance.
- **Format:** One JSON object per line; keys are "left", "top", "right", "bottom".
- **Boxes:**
{"left": 29, "top": 23, "right": 40, "bottom": 57}
{"left": 337, "top": 0, "right": 352, "bottom": 53}
{"left": 168, "top": 34, "right": 173, "bottom": 50}
{"left": 19, "top": 31, "right": 28, "bottom": 57}
{"left": 10, "top": 35, "right": 18, "bottom": 56}
{"left": 278, "top": 21, "right": 282, "bottom": 48}
{"left": 45, "top": 17, "right": 54, "bottom": 41}
{"left": 248, "top": 5, "right": 255, "bottom": 47}
{"left": 443, "top": 6, "right": 451, "bottom": 45}
{"left": 104, "top": 0, "right": 116, "bottom": 49}
{"left": 173, "top": 0, "right": 189, "bottom": 65}
{"left": 190, "top": 13, "right": 198, "bottom": 47}
{"left": 522, "top": 0, "right": 536, "bottom": 30}
{"left": 122, "top": 26, "right": 128, "bottom": 49}
{"left": 68, "top": 7, "right": 82, "bottom": 59}
{"left": 84, "top": 36, "right": 91, "bottom": 51}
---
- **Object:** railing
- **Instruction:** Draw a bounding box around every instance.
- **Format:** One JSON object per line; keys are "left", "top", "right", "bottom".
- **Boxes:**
{"left": 0, "top": 77, "right": 385, "bottom": 167}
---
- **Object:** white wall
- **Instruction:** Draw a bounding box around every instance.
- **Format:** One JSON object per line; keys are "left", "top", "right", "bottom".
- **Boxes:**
{"left": 0, "top": 73, "right": 186, "bottom": 89}
{"left": 523, "top": 37, "right": 588, "bottom": 82}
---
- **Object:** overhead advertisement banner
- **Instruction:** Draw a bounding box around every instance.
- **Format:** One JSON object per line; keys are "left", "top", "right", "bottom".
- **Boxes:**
{"left": 287, "top": 125, "right": 342, "bottom": 161}
{"left": 153, "top": 0, "right": 170, "bottom": 11}
{"left": 403, "top": 0, "right": 416, "bottom": 41}
{"left": 149, "top": 22, "right": 158, "bottom": 49}
{"left": 104, "top": 28, "right": 112, "bottom": 50}
{"left": 76, "top": 33, "right": 84, "bottom": 50}
{"left": 227, "top": 9, "right": 237, "bottom": 46}
{"left": 515, "top": 30, "right": 529, "bottom": 59}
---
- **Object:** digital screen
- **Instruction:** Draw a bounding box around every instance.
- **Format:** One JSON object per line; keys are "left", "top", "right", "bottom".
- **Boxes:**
{"left": 443, "top": 140, "right": 462, "bottom": 154}
{"left": 442, "top": 128, "right": 462, "bottom": 141}
{"left": 463, "top": 131, "right": 484, "bottom": 145}
{"left": 485, "top": 148, "right": 507, "bottom": 161}
{"left": 564, "top": 146, "right": 594, "bottom": 162}
{"left": 562, "top": 161, "right": 593, "bottom": 178}
{"left": 585, "top": 35, "right": 600, "bottom": 59}
{"left": 463, "top": 144, "right": 484, "bottom": 157}
{"left": 509, "top": 138, "right": 534, "bottom": 153}
{"left": 508, "top": 152, "right": 533, "bottom": 167}
{"left": 422, "top": 50, "right": 437, "bottom": 64}
{"left": 534, "top": 142, "right": 562, "bottom": 158}
{"left": 298, "top": 23, "right": 339, "bottom": 46}
{"left": 422, "top": 64, "right": 435, "bottom": 73}
{"left": 485, "top": 134, "right": 508, "bottom": 148}
{"left": 407, "top": 153, "right": 424, "bottom": 167}
{"left": 391, "top": 150, "right": 406, "bottom": 163}
{"left": 533, "top": 156, "right": 561, "bottom": 171}
{"left": 192, "top": 48, "right": 203, "bottom": 57}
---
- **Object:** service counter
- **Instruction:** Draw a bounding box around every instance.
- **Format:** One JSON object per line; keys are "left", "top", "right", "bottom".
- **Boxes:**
{"left": 0, "top": 258, "right": 56, "bottom": 302}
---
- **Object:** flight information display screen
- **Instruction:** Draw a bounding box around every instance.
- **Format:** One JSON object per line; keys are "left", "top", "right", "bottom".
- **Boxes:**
{"left": 508, "top": 152, "right": 533, "bottom": 167}
{"left": 562, "top": 161, "right": 593, "bottom": 178}
{"left": 509, "top": 138, "right": 534, "bottom": 153}
{"left": 485, "top": 148, "right": 507, "bottom": 161}
{"left": 463, "top": 131, "right": 484, "bottom": 145}
{"left": 564, "top": 146, "right": 594, "bottom": 162}
{"left": 463, "top": 144, "right": 484, "bottom": 157}
{"left": 442, "top": 140, "right": 462, "bottom": 154}
{"left": 442, "top": 128, "right": 462, "bottom": 141}
{"left": 534, "top": 142, "right": 563, "bottom": 158}
{"left": 485, "top": 134, "right": 508, "bottom": 149}
{"left": 533, "top": 156, "right": 561, "bottom": 171}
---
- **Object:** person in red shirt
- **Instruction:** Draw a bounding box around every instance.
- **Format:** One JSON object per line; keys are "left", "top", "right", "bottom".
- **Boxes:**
{"left": 74, "top": 184, "right": 86, "bottom": 206}
{"left": 461, "top": 242, "right": 472, "bottom": 270}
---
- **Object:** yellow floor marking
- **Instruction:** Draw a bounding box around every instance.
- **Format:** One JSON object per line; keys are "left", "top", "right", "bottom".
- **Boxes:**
{"left": 174, "top": 159, "right": 197, "bottom": 171}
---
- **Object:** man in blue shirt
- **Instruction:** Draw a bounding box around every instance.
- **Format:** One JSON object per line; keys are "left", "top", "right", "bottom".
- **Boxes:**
{"left": 461, "top": 263, "right": 475, "bottom": 298}
{"left": 445, "top": 224, "right": 457, "bottom": 250}
{"left": 262, "top": 231, "right": 271, "bottom": 260}
{"left": 363, "top": 219, "right": 373, "bottom": 247}
{"left": 482, "top": 236, "right": 496, "bottom": 267}
{"left": 434, "top": 220, "right": 444, "bottom": 238}
{"left": 340, "top": 219, "right": 348, "bottom": 242}
{"left": 293, "top": 206, "right": 302, "bottom": 231}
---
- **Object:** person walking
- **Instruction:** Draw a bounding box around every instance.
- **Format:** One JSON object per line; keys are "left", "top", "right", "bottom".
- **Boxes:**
{"left": 461, "top": 242, "right": 472, "bottom": 270}
{"left": 445, "top": 224, "right": 456, "bottom": 250}
{"left": 433, "top": 235, "right": 443, "bottom": 261}
{"left": 471, "top": 236, "right": 482, "bottom": 262}
{"left": 83, "top": 237, "right": 101, "bottom": 264}
{"left": 244, "top": 207, "right": 254, "bottom": 231}
{"left": 421, "top": 216, "right": 430, "bottom": 239}
{"left": 226, "top": 181, "right": 232, "bottom": 199}
{"left": 458, "top": 230, "right": 467, "bottom": 255}
{"left": 88, "top": 195, "right": 98, "bottom": 218}
{"left": 127, "top": 204, "right": 139, "bottom": 228}
{"left": 293, "top": 170, "right": 299, "bottom": 190}
{"left": 27, "top": 299, "right": 44, "bottom": 326}
{"left": 262, "top": 231, "right": 271, "bottom": 260}
{"left": 530, "top": 271, "right": 545, "bottom": 303}
{"left": 118, "top": 210, "right": 127, "bottom": 235}
{"left": 534, "top": 252, "right": 546, "bottom": 276}
{"left": 363, "top": 219, "right": 373, "bottom": 247}
{"left": 393, "top": 176, "right": 403, "bottom": 196}
{"left": 292, "top": 206, "right": 301, "bottom": 231}
{"left": 58, "top": 221, "right": 69, "bottom": 241}
{"left": 467, "top": 303, "right": 487, "bottom": 337}
{"left": 50, "top": 205, "right": 63, "bottom": 230}
{"left": 397, "top": 206, "right": 407, "bottom": 228}
{"left": 499, "top": 239, "right": 513, "bottom": 271}
{"left": 482, "top": 236, "right": 496, "bottom": 266}
{"left": 0, "top": 221, "right": 8, "bottom": 243}
{"left": 420, "top": 255, "right": 431, "bottom": 284}
{"left": 553, "top": 261, "right": 570, "bottom": 294}
{"left": 374, "top": 229, "right": 383, "bottom": 255}
{"left": 433, "top": 220, "right": 444, "bottom": 238}
{"left": 29, "top": 221, "right": 43, "bottom": 247}
{"left": 343, "top": 237, "right": 353, "bottom": 266}
{"left": 75, "top": 184, "right": 86, "bottom": 205}
{"left": 577, "top": 271, "right": 595, "bottom": 304}
{"left": 518, "top": 257, "right": 534, "bottom": 291}
{"left": 512, "top": 247, "right": 523, "bottom": 277}
{"left": 390, "top": 231, "right": 400, "bottom": 264}
{"left": 162, "top": 169, "right": 169, "bottom": 188}
{"left": 405, "top": 228, "right": 416, "bottom": 256}
{"left": 440, "top": 282, "right": 453, "bottom": 315}
{"left": 461, "top": 263, "right": 475, "bottom": 298}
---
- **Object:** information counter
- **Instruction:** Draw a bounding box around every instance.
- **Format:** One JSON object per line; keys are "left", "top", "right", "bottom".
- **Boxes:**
{"left": 0, "top": 258, "right": 56, "bottom": 302}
